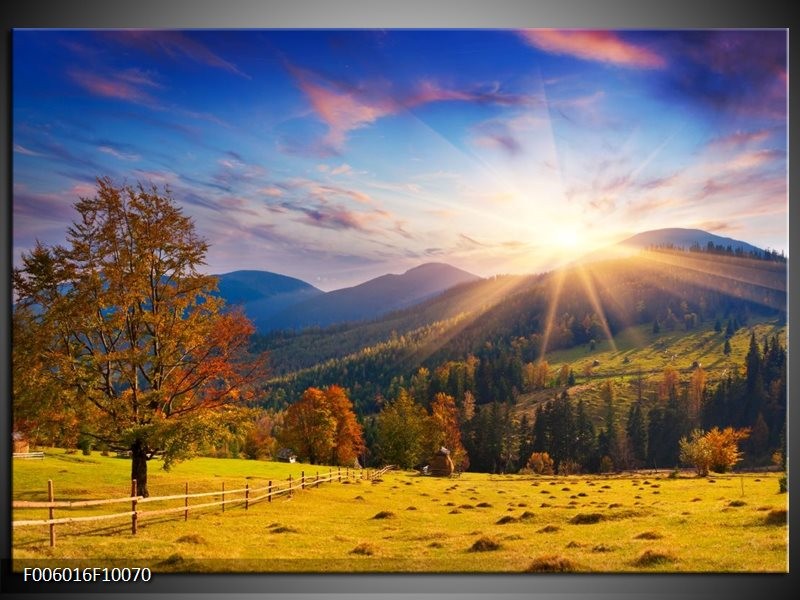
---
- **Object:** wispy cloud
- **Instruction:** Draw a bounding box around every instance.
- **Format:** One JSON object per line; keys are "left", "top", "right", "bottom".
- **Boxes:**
{"left": 285, "top": 202, "right": 375, "bottom": 232}
{"left": 13, "top": 144, "right": 42, "bottom": 156}
{"left": 98, "top": 145, "right": 140, "bottom": 161}
{"left": 288, "top": 64, "right": 530, "bottom": 152}
{"left": 519, "top": 30, "right": 666, "bottom": 69}
{"left": 707, "top": 129, "right": 773, "bottom": 151}
{"left": 71, "top": 69, "right": 160, "bottom": 107}
{"left": 110, "top": 31, "right": 249, "bottom": 79}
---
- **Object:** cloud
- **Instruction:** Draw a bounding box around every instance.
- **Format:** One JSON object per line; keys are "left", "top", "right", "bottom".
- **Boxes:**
{"left": 71, "top": 69, "right": 160, "bottom": 107}
{"left": 707, "top": 129, "right": 773, "bottom": 151}
{"left": 694, "top": 220, "right": 739, "bottom": 235}
{"left": 652, "top": 31, "right": 786, "bottom": 119}
{"left": 290, "top": 203, "right": 374, "bottom": 232}
{"left": 519, "top": 30, "right": 666, "bottom": 69}
{"left": 287, "top": 64, "right": 530, "bottom": 152}
{"left": 472, "top": 121, "right": 522, "bottom": 156}
{"left": 13, "top": 144, "right": 42, "bottom": 156}
{"left": 260, "top": 186, "right": 284, "bottom": 197}
{"left": 331, "top": 163, "right": 353, "bottom": 176}
{"left": 98, "top": 145, "right": 140, "bottom": 161}
{"left": 726, "top": 149, "right": 784, "bottom": 172}
{"left": 110, "top": 31, "right": 249, "bottom": 79}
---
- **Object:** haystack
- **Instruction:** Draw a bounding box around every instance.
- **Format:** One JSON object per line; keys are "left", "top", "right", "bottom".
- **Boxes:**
{"left": 429, "top": 447, "right": 454, "bottom": 477}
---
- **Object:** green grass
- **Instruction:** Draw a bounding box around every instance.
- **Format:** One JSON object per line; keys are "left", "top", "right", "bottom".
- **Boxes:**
{"left": 13, "top": 451, "right": 788, "bottom": 572}
{"left": 515, "top": 317, "right": 785, "bottom": 421}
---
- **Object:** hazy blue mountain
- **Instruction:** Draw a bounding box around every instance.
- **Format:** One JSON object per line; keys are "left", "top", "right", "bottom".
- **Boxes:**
{"left": 619, "top": 228, "right": 765, "bottom": 255}
{"left": 262, "top": 263, "right": 481, "bottom": 331}
{"left": 214, "top": 270, "right": 323, "bottom": 332}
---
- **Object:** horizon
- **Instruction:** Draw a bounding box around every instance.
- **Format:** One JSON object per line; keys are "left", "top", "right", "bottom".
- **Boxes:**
{"left": 13, "top": 30, "right": 787, "bottom": 290}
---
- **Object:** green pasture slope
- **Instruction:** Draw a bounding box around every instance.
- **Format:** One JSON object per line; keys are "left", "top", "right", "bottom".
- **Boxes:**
{"left": 13, "top": 450, "right": 787, "bottom": 572}
{"left": 515, "top": 317, "right": 786, "bottom": 421}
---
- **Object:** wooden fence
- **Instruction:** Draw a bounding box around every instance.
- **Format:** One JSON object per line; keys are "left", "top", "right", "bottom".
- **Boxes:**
{"left": 13, "top": 452, "right": 45, "bottom": 460}
{"left": 12, "top": 465, "right": 394, "bottom": 547}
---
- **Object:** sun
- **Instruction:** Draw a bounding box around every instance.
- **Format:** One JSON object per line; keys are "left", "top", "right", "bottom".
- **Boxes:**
{"left": 552, "top": 226, "right": 581, "bottom": 250}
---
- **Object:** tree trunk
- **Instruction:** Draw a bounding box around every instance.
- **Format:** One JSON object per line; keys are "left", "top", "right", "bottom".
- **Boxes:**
{"left": 131, "top": 439, "right": 149, "bottom": 498}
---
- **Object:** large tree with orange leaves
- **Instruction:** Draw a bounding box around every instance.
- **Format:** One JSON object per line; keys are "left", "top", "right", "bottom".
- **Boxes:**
{"left": 12, "top": 178, "right": 266, "bottom": 496}
{"left": 279, "top": 386, "right": 364, "bottom": 466}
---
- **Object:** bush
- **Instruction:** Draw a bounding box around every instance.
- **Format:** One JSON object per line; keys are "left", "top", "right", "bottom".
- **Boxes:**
{"left": 778, "top": 476, "right": 787, "bottom": 494}
{"left": 526, "top": 452, "right": 555, "bottom": 475}
{"left": 679, "top": 427, "right": 749, "bottom": 476}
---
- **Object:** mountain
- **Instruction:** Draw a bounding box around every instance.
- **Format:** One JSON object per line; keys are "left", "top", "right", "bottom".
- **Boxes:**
{"left": 619, "top": 228, "right": 766, "bottom": 255}
{"left": 214, "top": 270, "right": 323, "bottom": 332}
{"left": 260, "top": 246, "right": 786, "bottom": 412}
{"left": 262, "top": 263, "right": 481, "bottom": 331}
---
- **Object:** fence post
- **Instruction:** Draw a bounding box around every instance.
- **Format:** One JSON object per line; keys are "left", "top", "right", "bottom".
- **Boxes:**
{"left": 301, "top": 471, "right": 305, "bottom": 490}
{"left": 131, "top": 479, "right": 138, "bottom": 536}
{"left": 289, "top": 474, "right": 293, "bottom": 497}
{"left": 329, "top": 467, "right": 332, "bottom": 484}
{"left": 346, "top": 467, "right": 349, "bottom": 480}
{"left": 316, "top": 470, "right": 319, "bottom": 488}
{"left": 47, "top": 479, "right": 55, "bottom": 547}
{"left": 184, "top": 482, "right": 189, "bottom": 521}
{"left": 245, "top": 483, "right": 250, "bottom": 510}
{"left": 338, "top": 466, "right": 341, "bottom": 482}
{"left": 268, "top": 480, "right": 272, "bottom": 503}
{"left": 222, "top": 482, "right": 225, "bottom": 513}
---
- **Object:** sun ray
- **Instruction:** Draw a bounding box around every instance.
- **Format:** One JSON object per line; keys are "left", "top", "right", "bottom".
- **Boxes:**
{"left": 538, "top": 266, "right": 567, "bottom": 361}
{"left": 575, "top": 263, "right": 618, "bottom": 353}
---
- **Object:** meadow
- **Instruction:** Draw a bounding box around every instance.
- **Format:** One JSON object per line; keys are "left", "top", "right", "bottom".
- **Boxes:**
{"left": 515, "top": 317, "right": 786, "bottom": 421}
{"left": 13, "top": 450, "right": 787, "bottom": 573}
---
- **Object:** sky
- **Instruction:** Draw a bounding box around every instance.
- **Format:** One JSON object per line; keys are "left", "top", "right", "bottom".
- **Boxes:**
{"left": 13, "top": 30, "right": 787, "bottom": 290}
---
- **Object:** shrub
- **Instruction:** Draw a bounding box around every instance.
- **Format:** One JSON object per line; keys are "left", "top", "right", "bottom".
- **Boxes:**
{"left": 779, "top": 476, "right": 787, "bottom": 494}
{"left": 679, "top": 427, "right": 749, "bottom": 476}
{"left": 526, "top": 452, "right": 555, "bottom": 475}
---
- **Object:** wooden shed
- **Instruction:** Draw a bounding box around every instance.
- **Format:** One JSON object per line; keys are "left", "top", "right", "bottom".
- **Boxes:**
{"left": 276, "top": 448, "right": 297, "bottom": 463}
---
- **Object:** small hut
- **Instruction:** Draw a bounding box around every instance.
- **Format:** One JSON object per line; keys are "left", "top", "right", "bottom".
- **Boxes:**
{"left": 12, "top": 432, "right": 29, "bottom": 454}
{"left": 428, "top": 446, "right": 454, "bottom": 477}
{"left": 276, "top": 448, "right": 297, "bottom": 463}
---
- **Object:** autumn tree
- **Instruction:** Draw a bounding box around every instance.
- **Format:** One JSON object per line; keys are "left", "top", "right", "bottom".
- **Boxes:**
{"left": 430, "top": 392, "right": 468, "bottom": 470}
{"left": 12, "top": 178, "right": 266, "bottom": 496}
{"left": 280, "top": 388, "right": 334, "bottom": 464}
{"left": 525, "top": 451, "right": 555, "bottom": 475}
{"left": 688, "top": 366, "right": 707, "bottom": 426}
{"left": 324, "top": 385, "right": 365, "bottom": 466}
{"left": 679, "top": 427, "right": 750, "bottom": 476}
{"left": 279, "top": 385, "right": 364, "bottom": 466}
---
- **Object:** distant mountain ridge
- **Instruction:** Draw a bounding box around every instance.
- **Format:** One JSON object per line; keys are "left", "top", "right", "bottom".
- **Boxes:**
{"left": 619, "top": 228, "right": 765, "bottom": 255}
{"left": 216, "top": 263, "right": 481, "bottom": 333}
{"left": 214, "top": 270, "right": 323, "bottom": 332}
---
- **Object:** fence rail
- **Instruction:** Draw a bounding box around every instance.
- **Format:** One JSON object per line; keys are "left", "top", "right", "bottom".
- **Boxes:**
{"left": 12, "top": 465, "right": 392, "bottom": 547}
{"left": 13, "top": 452, "right": 45, "bottom": 460}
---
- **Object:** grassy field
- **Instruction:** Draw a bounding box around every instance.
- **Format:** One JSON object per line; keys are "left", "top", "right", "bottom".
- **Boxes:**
{"left": 13, "top": 450, "right": 787, "bottom": 572}
{"left": 515, "top": 317, "right": 786, "bottom": 421}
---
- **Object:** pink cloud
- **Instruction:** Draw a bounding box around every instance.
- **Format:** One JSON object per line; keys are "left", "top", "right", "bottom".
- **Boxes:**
{"left": 288, "top": 65, "right": 530, "bottom": 151}
{"left": 519, "top": 30, "right": 666, "bottom": 69}
{"left": 707, "top": 129, "right": 772, "bottom": 151}
{"left": 260, "top": 186, "right": 284, "bottom": 197}
{"left": 111, "top": 31, "right": 249, "bottom": 79}
{"left": 71, "top": 70, "right": 159, "bottom": 107}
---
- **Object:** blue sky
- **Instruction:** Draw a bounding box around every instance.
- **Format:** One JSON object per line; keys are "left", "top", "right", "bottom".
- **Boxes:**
{"left": 13, "top": 30, "right": 787, "bottom": 290}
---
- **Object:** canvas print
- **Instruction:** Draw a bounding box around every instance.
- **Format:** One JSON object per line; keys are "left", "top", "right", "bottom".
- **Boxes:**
{"left": 11, "top": 29, "right": 787, "bottom": 573}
